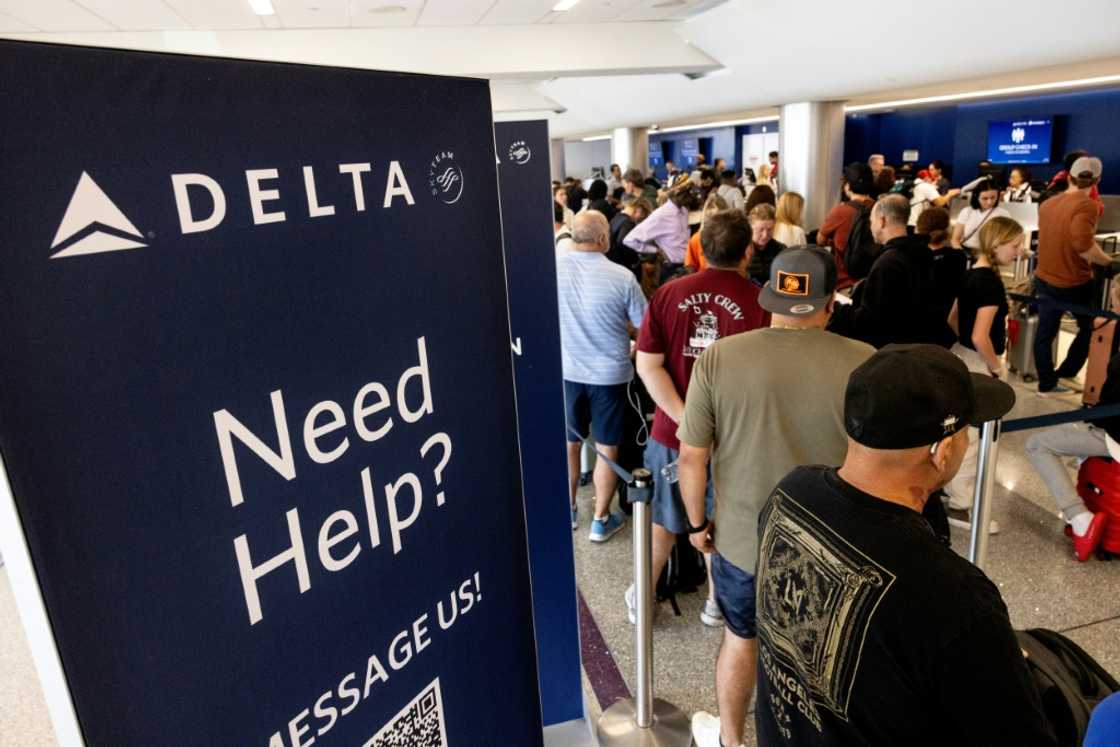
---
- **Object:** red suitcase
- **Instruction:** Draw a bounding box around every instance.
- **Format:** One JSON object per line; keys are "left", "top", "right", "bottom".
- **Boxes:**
{"left": 1076, "top": 457, "right": 1120, "bottom": 555}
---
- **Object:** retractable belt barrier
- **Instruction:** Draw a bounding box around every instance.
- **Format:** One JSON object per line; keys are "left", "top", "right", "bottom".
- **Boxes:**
{"left": 1008, "top": 292, "right": 1120, "bottom": 324}
{"left": 969, "top": 402, "right": 1120, "bottom": 569}
{"left": 565, "top": 425, "right": 691, "bottom": 745}
{"left": 565, "top": 425, "right": 634, "bottom": 484}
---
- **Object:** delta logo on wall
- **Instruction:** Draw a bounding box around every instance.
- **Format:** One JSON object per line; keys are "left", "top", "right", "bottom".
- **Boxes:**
{"left": 48, "top": 152, "right": 465, "bottom": 259}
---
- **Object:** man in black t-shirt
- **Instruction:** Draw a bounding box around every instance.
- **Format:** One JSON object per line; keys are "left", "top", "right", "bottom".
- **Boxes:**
{"left": 754, "top": 345, "right": 1056, "bottom": 747}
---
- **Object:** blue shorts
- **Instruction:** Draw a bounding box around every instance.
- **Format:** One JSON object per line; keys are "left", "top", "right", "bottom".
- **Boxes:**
{"left": 644, "top": 439, "right": 713, "bottom": 534}
{"left": 711, "top": 552, "right": 757, "bottom": 639}
{"left": 564, "top": 381, "right": 627, "bottom": 445}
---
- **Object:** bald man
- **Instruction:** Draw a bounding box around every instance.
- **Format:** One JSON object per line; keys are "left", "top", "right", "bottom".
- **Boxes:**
{"left": 556, "top": 211, "right": 648, "bottom": 540}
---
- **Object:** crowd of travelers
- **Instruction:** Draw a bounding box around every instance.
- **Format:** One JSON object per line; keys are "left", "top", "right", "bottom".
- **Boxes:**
{"left": 552, "top": 149, "right": 1117, "bottom": 746}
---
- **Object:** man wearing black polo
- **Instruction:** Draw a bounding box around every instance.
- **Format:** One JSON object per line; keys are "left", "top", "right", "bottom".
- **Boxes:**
{"left": 828, "top": 194, "right": 955, "bottom": 349}
{"left": 753, "top": 345, "right": 1056, "bottom": 746}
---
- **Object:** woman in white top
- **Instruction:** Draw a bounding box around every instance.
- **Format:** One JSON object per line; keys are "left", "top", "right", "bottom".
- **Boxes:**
{"left": 773, "top": 191, "right": 807, "bottom": 247}
{"left": 951, "top": 179, "right": 1010, "bottom": 251}
{"left": 1003, "top": 166, "right": 1034, "bottom": 203}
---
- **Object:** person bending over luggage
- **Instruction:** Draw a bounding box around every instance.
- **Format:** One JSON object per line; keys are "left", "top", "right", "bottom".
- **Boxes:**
{"left": 942, "top": 217, "right": 1025, "bottom": 534}
{"left": 828, "top": 194, "right": 956, "bottom": 349}
{"left": 754, "top": 345, "right": 1056, "bottom": 747}
{"left": 1025, "top": 281, "right": 1120, "bottom": 561}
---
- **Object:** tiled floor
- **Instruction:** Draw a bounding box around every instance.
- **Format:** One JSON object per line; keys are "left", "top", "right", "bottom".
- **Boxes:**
{"left": 0, "top": 370, "right": 1117, "bottom": 746}
{"left": 572, "top": 371, "right": 1120, "bottom": 746}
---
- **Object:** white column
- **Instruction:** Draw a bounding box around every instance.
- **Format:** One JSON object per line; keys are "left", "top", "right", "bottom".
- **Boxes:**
{"left": 611, "top": 127, "right": 649, "bottom": 175}
{"left": 778, "top": 102, "right": 846, "bottom": 233}
{"left": 549, "top": 138, "right": 566, "bottom": 182}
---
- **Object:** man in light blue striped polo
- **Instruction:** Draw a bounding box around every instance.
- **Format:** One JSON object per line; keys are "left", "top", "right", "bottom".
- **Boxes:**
{"left": 557, "top": 210, "right": 648, "bottom": 542}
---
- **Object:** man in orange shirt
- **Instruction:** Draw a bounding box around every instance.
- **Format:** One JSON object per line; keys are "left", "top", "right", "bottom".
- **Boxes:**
{"left": 1034, "top": 156, "right": 1118, "bottom": 395}
{"left": 818, "top": 163, "right": 875, "bottom": 290}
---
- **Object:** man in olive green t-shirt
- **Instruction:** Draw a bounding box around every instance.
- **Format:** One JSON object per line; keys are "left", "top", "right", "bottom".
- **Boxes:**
{"left": 678, "top": 246, "right": 874, "bottom": 747}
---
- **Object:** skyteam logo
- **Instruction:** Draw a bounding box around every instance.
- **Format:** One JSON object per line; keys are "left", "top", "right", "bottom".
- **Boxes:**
{"left": 428, "top": 151, "right": 464, "bottom": 205}
{"left": 507, "top": 141, "right": 531, "bottom": 166}
{"left": 50, "top": 172, "right": 147, "bottom": 259}
{"left": 1011, "top": 127, "right": 1026, "bottom": 144}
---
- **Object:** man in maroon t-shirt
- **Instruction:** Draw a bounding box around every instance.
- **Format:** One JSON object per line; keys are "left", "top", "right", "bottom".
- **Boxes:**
{"left": 631, "top": 209, "right": 770, "bottom": 627}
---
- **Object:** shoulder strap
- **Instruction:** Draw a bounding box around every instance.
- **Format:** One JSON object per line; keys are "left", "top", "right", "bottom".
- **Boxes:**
{"left": 961, "top": 208, "right": 997, "bottom": 245}
{"left": 555, "top": 231, "right": 572, "bottom": 247}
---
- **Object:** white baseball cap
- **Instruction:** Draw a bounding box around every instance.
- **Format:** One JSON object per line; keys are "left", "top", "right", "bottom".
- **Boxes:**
{"left": 1070, "top": 156, "right": 1103, "bottom": 180}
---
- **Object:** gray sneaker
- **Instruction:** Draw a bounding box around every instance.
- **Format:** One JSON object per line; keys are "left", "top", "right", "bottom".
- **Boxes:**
{"left": 1037, "top": 384, "right": 1073, "bottom": 398}
{"left": 700, "top": 598, "right": 724, "bottom": 627}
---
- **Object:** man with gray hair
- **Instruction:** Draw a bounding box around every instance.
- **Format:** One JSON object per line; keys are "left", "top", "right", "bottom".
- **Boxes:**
{"left": 828, "top": 194, "right": 955, "bottom": 350}
{"left": 868, "top": 153, "right": 886, "bottom": 179}
{"left": 557, "top": 210, "right": 648, "bottom": 541}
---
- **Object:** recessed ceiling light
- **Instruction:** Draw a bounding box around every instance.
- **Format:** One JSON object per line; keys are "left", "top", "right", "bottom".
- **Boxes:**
{"left": 368, "top": 4, "right": 408, "bottom": 13}
{"left": 552, "top": 0, "right": 582, "bottom": 11}
{"left": 652, "top": 0, "right": 686, "bottom": 7}
{"left": 248, "top": 0, "right": 276, "bottom": 16}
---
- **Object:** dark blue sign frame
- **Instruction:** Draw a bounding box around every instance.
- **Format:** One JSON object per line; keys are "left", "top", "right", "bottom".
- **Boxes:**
{"left": 494, "top": 120, "right": 585, "bottom": 729}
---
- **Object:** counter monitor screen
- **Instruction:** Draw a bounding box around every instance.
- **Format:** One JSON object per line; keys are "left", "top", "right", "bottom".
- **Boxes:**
{"left": 987, "top": 118, "right": 1053, "bottom": 164}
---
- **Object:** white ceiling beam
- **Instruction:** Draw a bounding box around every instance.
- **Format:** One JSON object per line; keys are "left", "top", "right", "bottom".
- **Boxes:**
{"left": 0, "top": 23, "right": 719, "bottom": 78}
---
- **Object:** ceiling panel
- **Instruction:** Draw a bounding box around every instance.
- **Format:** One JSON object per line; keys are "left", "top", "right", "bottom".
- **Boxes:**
{"left": 162, "top": 0, "right": 264, "bottom": 30}
{"left": 272, "top": 0, "right": 349, "bottom": 28}
{"left": 418, "top": 0, "right": 494, "bottom": 26}
{"left": 348, "top": 0, "right": 423, "bottom": 27}
{"left": 480, "top": 0, "right": 557, "bottom": 25}
{"left": 0, "top": 0, "right": 113, "bottom": 31}
{"left": 0, "top": 9, "right": 36, "bottom": 31}
{"left": 547, "top": 0, "right": 643, "bottom": 24}
{"left": 623, "top": 0, "right": 726, "bottom": 22}
{"left": 75, "top": 0, "right": 190, "bottom": 30}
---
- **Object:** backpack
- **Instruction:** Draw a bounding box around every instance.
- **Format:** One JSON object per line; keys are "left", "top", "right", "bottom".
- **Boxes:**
{"left": 889, "top": 176, "right": 915, "bottom": 201}
{"left": 842, "top": 201, "right": 882, "bottom": 281}
{"left": 1016, "top": 628, "right": 1120, "bottom": 747}
{"left": 655, "top": 528, "right": 708, "bottom": 615}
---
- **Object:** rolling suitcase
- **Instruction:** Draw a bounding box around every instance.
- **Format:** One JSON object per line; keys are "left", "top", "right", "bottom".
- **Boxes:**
{"left": 1007, "top": 308, "right": 1054, "bottom": 383}
{"left": 1075, "top": 457, "right": 1120, "bottom": 556}
{"left": 1082, "top": 320, "right": 1116, "bottom": 405}
{"left": 1085, "top": 237, "right": 1120, "bottom": 405}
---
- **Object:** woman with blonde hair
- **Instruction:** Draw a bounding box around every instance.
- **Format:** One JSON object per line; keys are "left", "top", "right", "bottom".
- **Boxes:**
{"left": 773, "top": 191, "right": 806, "bottom": 246}
{"left": 683, "top": 192, "right": 729, "bottom": 272}
{"left": 943, "top": 216, "right": 1025, "bottom": 530}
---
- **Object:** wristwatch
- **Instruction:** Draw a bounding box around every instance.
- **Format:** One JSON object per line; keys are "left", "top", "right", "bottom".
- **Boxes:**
{"left": 687, "top": 518, "right": 709, "bottom": 534}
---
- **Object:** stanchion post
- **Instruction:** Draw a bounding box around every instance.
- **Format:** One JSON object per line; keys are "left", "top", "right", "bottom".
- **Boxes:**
{"left": 968, "top": 419, "right": 1001, "bottom": 569}
{"left": 597, "top": 468, "right": 691, "bottom": 746}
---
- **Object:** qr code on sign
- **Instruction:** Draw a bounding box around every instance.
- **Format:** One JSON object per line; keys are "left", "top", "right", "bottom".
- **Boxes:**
{"left": 363, "top": 678, "right": 448, "bottom": 747}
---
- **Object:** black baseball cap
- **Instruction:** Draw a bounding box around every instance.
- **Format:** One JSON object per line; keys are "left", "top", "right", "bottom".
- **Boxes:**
{"left": 844, "top": 344, "right": 1016, "bottom": 449}
{"left": 758, "top": 245, "right": 837, "bottom": 316}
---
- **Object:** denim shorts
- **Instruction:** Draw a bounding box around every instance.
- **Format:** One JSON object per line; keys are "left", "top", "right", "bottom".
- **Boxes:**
{"left": 563, "top": 380, "right": 627, "bottom": 445}
{"left": 644, "top": 439, "right": 713, "bottom": 534}
{"left": 711, "top": 552, "right": 757, "bottom": 639}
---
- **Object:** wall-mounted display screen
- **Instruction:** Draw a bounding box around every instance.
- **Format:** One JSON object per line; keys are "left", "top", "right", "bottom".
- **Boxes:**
{"left": 987, "top": 119, "right": 1053, "bottom": 164}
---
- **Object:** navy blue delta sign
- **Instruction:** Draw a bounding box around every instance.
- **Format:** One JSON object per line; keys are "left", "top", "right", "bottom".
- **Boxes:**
{"left": 0, "top": 41, "right": 542, "bottom": 745}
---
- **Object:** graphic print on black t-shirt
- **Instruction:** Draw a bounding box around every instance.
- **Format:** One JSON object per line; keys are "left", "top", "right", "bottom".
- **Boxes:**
{"left": 756, "top": 490, "right": 896, "bottom": 737}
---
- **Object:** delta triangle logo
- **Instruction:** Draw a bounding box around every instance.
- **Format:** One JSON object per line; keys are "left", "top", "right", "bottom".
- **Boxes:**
{"left": 50, "top": 172, "right": 146, "bottom": 259}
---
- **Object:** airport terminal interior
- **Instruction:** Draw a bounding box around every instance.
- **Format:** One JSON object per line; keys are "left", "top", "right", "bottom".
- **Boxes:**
{"left": 3, "top": 1, "right": 1120, "bottom": 746}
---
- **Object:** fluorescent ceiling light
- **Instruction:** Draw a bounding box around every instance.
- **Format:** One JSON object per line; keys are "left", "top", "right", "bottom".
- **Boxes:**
{"left": 248, "top": 0, "right": 275, "bottom": 16}
{"left": 844, "top": 74, "right": 1120, "bottom": 113}
{"left": 581, "top": 134, "right": 611, "bottom": 142}
{"left": 656, "top": 115, "right": 778, "bottom": 134}
{"left": 552, "top": 0, "right": 582, "bottom": 11}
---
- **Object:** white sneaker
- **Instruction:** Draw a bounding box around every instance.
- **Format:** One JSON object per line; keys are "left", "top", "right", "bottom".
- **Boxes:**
{"left": 946, "top": 506, "right": 1000, "bottom": 535}
{"left": 691, "top": 711, "right": 722, "bottom": 747}
{"left": 700, "top": 598, "right": 724, "bottom": 627}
